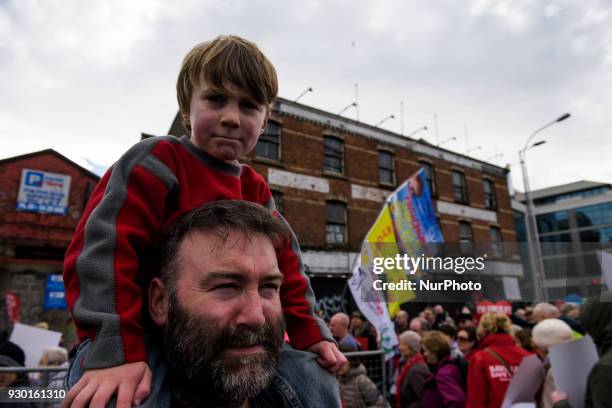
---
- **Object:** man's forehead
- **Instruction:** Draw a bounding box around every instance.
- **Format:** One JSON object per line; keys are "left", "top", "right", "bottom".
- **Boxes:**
{"left": 178, "top": 229, "right": 279, "bottom": 273}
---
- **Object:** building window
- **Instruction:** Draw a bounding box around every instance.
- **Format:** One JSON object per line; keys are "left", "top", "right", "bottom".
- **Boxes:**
{"left": 271, "top": 190, "right": 283, "bottom": 215}
{"left": 419, "top": 161, "right": 437, "bottom": 197}
{"left": 379, "top": 151, "right": 395, "bottom": 185}
{"left": 326, "top": 201, "right": 347, "bottom": 244}
{"left": 483, "top": 179, "right": 497, "bottom": 209}
{"left": 537, "top": 211, "right": 570, "bottom": 234}
{"left": 323, "top": 136, "right": 344, "bottom": 174}
{"left": 459, "top": 221, "right": 473, "bottom": 254}
{"left": 452, "top": 171, "right": 468, "bottom": 204}
{"left": 490, "top": 226, "right": 502, "bottom": 257}
{"left": 255, "top": 120, "right": 281, "bottom": 161}
{"left": 459, "top": 221, "right": 473, "bottom": 243}
{"left": 575, "top": 202, "right": 612, "bottom": 228}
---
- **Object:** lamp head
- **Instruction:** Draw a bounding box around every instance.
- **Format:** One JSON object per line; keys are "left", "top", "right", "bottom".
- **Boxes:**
{"left": 556, "top": 113, "right": 571, "bottom": 122}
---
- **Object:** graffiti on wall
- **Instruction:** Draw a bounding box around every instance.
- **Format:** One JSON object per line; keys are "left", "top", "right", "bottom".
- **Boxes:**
{"left": 316, "top": 294, "right": 349, "bottom": 321}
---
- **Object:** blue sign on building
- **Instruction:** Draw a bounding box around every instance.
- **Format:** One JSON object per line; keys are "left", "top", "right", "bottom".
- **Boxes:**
{"left": 44, "top": 274, "right": 67, "bottom": 310}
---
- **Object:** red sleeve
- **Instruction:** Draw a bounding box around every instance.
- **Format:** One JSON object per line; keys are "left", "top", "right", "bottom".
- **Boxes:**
{"left": 63, "top": 137, "right": 178, "bottom": 369}
{"left": 244, "top": 166, "right": 333, "bottom": 349}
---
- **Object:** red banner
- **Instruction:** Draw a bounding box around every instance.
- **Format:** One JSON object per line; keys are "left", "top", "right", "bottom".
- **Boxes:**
{"left": 476, "top": 300, "right": 512, "bottom": 318}
{"left": 5, "top": 292, "right": 20, "bottom": 323}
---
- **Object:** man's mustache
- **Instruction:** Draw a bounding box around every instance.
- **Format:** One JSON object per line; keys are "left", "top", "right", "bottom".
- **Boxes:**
{"left": 219, "top": 321, "right": 286, "bottom": 350}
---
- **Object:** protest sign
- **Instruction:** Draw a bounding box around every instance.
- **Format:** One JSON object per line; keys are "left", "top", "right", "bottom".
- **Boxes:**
{"left": 501, "top": 355, "right": 544, "bottom": 408}
{"left": 550, "top": 335, "right": 599, "bottom": 408}
{"left": 9, "top": 323, "right": 62, "bottom": 367}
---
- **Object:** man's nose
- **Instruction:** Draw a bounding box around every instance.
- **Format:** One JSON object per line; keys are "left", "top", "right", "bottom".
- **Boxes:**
{"left": 220, "top": 101, "right": 240, "bottom": 129}
{"left": 235, "top": 291, "right": 266, "bottom": 327}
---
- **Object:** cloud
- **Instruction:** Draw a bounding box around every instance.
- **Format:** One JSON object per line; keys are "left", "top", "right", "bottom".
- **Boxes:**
{"left": 1, "top": 0, "right": 611, "bottom": 192}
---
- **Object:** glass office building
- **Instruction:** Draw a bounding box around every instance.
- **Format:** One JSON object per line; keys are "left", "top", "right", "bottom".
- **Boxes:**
{"left": 515, "top": 181, "right": 612, "bottom": 299}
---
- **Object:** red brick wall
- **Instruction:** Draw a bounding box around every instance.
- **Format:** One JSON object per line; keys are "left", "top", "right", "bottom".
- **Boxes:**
{"left": 243, "top": 111, "right": 517, "bottom": 252}
{"left": 0, "top": 152, "right": 100, "bottom": 249}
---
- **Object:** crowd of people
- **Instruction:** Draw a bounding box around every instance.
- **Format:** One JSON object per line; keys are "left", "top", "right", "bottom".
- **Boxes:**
{"left": 327, "top": 296, "right": 612, "bottom": 408}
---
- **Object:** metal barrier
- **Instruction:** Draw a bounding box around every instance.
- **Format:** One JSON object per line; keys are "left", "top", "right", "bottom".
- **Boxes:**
{"left": 344, "top": 349, "right": 388, "bottom": 403}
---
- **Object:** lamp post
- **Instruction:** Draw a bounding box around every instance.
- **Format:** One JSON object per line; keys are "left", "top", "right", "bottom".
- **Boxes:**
{"left": 337, "top": 102, "right": 357, "bottom": 116}
{"left": 295, "top": 87, "right": 313, "bottom": 102}
{"left": 437, "top": 136, "right": 456, "bottom": 147}
{"left": 375, "top": 114, "right": 395, "bottom": 127}
{"left": 463, "top": 146, "right": 482, "bottom": 156}
{"left": 519, "top": 113, "right": 571, "bottom": 301}
{"left": 405, "top": 125, "right": 428, "bottom": 138}
{"left": 485, "top": 153, "right": 504, "bottom": 162}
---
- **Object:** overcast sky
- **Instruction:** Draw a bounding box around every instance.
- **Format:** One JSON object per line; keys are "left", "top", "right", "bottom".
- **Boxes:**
{"left": 2, "top": 0, "right": 611, "bottom": 192}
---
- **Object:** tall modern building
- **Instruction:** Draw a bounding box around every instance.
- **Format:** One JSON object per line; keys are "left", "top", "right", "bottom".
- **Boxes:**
{"left": 515, "top": 181, "right": 612, "bottom": 299}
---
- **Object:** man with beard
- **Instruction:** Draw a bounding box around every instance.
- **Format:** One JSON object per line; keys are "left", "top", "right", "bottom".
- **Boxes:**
{"left": 63, "top": 201, "right": 341, "bottom": 408}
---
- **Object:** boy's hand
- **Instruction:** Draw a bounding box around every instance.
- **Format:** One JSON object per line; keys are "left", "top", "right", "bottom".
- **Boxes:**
{"left": 307, "top": 341, "right": 347, "bottom": 374}
{"left": 62, "top": 362, "right": 151, "bottom": 408}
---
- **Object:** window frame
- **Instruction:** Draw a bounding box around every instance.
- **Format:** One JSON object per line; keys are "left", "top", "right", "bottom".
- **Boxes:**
{"left": 325, "top": 201, "right": 347, "bottom": 244}
{"left": 378, "top": 150, "right": 395, "bottom": 186}
{"left": 271, "top": 190, "right": 283, "bottom": 215}
{"left": 255, "top": 120, "right": 281, "bottom": 161}
{"left": 483, "top": 179, "right": 497, "bottom": 210}
{"left": 323, "top": 136, "right": 345, "bottom": 175}
{"left": 452, "top": 170, "right": 468, "bottom": 204}
{"left": 459, "top": 221, "right": 474, "bottom": 254}
{"left": 490, "top": 226, "right": 503, "bottom": 257}
{"left": 459, "top": 221, "right": 474, "bottom": 243}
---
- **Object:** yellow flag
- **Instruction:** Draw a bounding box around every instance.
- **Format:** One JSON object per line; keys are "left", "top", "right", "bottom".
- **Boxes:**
{"left": 363, "top": 206, "right": 415, "bottom": 317}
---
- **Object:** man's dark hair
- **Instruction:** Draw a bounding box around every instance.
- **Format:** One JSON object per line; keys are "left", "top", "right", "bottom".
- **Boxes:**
{"left": 155, "top": 200, "right": 291, "bottom": 288}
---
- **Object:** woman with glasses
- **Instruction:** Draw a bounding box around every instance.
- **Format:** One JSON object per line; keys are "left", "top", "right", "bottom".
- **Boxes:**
{"left": 457, "top": 327, "right": 478, "bottom": 361}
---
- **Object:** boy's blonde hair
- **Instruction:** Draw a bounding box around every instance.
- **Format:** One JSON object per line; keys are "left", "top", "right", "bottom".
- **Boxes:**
{"left": 477, "top": 312, "right": 512, "bottom": 339}
{"left": 177, "top": 35, "right": 278, "bottom": 130}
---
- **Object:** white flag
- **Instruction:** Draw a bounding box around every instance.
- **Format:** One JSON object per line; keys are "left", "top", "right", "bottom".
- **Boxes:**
{"left": 348, "top": 258, "right": 398, "bottom": 360}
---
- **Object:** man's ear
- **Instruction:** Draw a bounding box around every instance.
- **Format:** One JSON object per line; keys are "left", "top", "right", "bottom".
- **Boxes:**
{"left": 149, "top": 277, "right": 169, "bottom": 327}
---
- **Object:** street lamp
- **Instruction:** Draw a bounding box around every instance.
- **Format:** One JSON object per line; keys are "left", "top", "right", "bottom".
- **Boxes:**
{"left": 375, "top": 114, "right": 395, "bottom": 127}
{"left": 519, "top": 113, "right": 571, "bottom": 301}
{"left": 295, "top": 87, "right": 313, "bottom": 102}
{"left": 485, "top": 153, "right": 504, "bottom": 162}
{"left": 463, "top": 146, "right": 482, "bottom": 155}
{"left": 437, "top": 136, "right": 456, "bottom": 147}
{"left": 405, "top": 125, "right": 428, "bottom": 138}
{"left": 337, "top": 102, "right": 357, "bottom": 116}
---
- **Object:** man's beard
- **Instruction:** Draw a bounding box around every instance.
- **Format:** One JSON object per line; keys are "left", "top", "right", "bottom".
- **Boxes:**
{"left": 163, "top": 292, "right": 285, "bottom": 407}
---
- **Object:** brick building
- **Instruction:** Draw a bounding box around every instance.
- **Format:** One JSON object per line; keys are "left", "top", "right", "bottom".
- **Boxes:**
{"left": 169, "top": 97, "right": 523, "bottom": 314}
{"left": 0, "top": 149, "right": 99, "bottom": 340}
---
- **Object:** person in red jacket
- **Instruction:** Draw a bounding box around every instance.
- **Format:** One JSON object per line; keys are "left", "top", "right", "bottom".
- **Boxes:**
{"left": 62, "top": 35, "right": 343, "bottom": 408}
{"left": 467, "top": 312, "right": 531, "bottom": 408}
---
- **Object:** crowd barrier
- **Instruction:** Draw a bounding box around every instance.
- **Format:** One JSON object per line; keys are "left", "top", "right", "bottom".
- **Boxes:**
{"left": 344, "top": 349, "right": 388, "bottom": 402}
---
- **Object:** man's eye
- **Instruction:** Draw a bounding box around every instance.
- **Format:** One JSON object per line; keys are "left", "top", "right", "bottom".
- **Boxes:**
{"left": 260, "top": 284, "right": 280, "bottom": 295}
{"left": 213, "top": 283, "right": 239, "bottom": 291}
